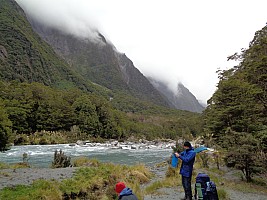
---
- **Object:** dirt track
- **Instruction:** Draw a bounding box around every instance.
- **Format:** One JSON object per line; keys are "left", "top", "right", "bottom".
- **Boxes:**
{"left": 143, "top": 165, "right": 267, "bottom": 200}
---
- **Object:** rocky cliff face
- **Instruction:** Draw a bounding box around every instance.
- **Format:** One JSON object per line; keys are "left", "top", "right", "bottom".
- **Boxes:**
{"left": 27, "top": 18, "right": 169, "bottom": 107}
{"left": 148, "top": 78, "right": 205, "bottom": 113}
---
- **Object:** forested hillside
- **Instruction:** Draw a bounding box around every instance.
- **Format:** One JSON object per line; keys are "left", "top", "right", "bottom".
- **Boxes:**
{"left": 28, "top": 17, "right": 171, "bottom": 108}
{"left": 0, "top": 0, "right": 205, "bottom": 151}
{"left": 204, "top": 25, "right": 267, "bottom": 181}
{"left": 0, "top": 0, "right": 97, "bottom": 91}
{"left": 0, "top": 81, "right": 203, "bottom": 151}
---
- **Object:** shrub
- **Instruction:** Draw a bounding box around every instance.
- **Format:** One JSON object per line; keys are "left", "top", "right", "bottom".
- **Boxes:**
{"left": 39, "top": 138, "right": 48, "bottom": 145}
{"left": 199, "top": 152, "right": 209, "bottom": 168}
{"left": 51, "top": 149, "right": 71, "bottom": 168}
{"left": 165, "top": 166, "right": 176, "bottom": 177}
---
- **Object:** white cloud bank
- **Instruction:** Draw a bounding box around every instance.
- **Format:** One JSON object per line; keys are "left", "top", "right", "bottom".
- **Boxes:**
{"left": 16, "top": 0, "right": 267, "bottom": 103}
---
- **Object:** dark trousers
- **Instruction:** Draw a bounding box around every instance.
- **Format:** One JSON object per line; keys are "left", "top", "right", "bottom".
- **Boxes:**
{"left": 182, "top": 175, "right": 192, "bottom": 199}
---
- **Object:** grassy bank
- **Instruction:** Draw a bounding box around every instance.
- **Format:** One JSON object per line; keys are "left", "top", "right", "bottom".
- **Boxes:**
{"left": 144, "top": 153, "right": 267, "bottom": 200}
{"left": 0, "top": 157, "right": 152, "bottom": 200}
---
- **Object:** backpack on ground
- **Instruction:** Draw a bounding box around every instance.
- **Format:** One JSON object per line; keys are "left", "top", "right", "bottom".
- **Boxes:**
{"left": 194, "top": 173, "right": 219, "bottom": 200}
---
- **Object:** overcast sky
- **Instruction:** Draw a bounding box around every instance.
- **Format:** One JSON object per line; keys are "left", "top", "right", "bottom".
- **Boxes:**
{"left": 16, "top": 0, "right": 267, "bottom": 103}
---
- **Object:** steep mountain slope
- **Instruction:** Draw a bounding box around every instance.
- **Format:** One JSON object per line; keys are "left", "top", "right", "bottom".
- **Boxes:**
{"left": 0, "top": 0, "right": 94, "bottom": 91}
{"left": 148, "top": 78, "right": 205, "bottom": 113}
{"left": 27, "top": 18, "right": 170, "bottom": 107}
{"left": 1, "top": 0, "right": 203, "bottom": 112}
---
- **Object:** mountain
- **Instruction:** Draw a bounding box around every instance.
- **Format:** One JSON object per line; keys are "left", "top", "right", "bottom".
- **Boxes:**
{"left": 0, "top": 0, "right": 170, "bottom": 109}
{"left": 0, "top": 0, "right": 97, "bottom": 91}
{"left": 26, "top": 17, "right": 170, "bottom": 108}
{"left": 1, "top": 0, "right": 203, "bottom": 113}
{"left": 148, "top": 77, "right": 205, "bottom": 113}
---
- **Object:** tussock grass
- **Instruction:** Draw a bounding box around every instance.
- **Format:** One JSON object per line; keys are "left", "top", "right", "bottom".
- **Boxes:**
{"left": 73, "top": 156, "right": 100, "bottom": 167}
{"left": 0, "top": 158, "right": 152, "bottom": 200}
{"left": 0, "top": 180, "right": 62, "bottom": 200}
{"left": 0, "top": 161, "right": 31, "bottom": 171}
{"left": 61, "top": 161, "right": 152, "bottom": 199}
{"left": 11, "top": 162, "right": 30, "bottom": 169}
{"left": 217, "top": 188, "right": 230, "bottom": 200}
{"left": 145, "top": 181, "right": 164, "bottom": 194}
{"left": 145, "top": 166, "right": 181, "bottom": 195}
{"left": 144, "top": 175, "right": 181, "bottom": 195}
{"left": 0, "top": 162, "right": 9, "bottom": 169}
{"left": 208, "top": 167, "right": 226, "bottom": 176}
{"left": 224, "top": 180, "right": 267, "bottom": 194}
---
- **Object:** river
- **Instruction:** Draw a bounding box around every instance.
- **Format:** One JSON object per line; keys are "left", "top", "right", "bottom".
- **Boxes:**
{"left": 0, "top": 144, "right": 173, "bottom": 168}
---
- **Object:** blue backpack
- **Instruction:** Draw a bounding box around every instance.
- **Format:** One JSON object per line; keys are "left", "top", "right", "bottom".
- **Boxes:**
{"left": 194, "top": 173, "right": 219, "bottom": 200}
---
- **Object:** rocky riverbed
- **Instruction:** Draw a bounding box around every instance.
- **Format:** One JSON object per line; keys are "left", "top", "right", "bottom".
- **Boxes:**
{"left": 0, "top": 167, "right": 77, "bottom": 190}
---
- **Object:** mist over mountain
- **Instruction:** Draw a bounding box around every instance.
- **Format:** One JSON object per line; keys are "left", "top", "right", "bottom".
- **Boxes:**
{"left": 1, "top": 0, "right": 205, "bottom": 113}
{"left": 26, "top": 17, "right": 170, "bottom": 108}
{"left": 25, "top": 6, "right": 205, "bottom": 112}
{"left": 148, "top": 77, "right": 205, "bottom": 113}
{"left": 0, "top": 0, "right": 95, "bottom": 91}
{"left": 27, "top": 16, "right": 205, "bottom": 113}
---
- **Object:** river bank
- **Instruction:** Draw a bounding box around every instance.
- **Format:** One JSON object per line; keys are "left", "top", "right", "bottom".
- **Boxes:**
{"left": 1, "top": 164, "right": 267, "bottom": 199}
{"left": 0, "top": 167, "right": 77, "bottom": 190}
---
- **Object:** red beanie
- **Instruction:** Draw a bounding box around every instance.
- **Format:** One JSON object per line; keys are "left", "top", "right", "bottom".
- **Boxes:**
{"left": 115, "top": 182, "right": 126, "bottom": 194}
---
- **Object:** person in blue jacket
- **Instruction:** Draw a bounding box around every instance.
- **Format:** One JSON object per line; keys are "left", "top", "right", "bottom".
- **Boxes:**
{"left": 115, "top": 182, "right": 138, "bottom": 200}
{"left": 175, "top": 141, "right": 196, "bottom": 200}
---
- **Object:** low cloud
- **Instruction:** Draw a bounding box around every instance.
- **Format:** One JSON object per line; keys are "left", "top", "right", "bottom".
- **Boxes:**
{"left": 16, "top": 0, "right": 101, "bottom": 41}
{"left": 15, "top": 0, "right": 267, "bottom": 103}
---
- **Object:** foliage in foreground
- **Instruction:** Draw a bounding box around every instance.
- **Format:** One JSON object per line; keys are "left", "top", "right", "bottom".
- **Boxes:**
{"left": 0, "top": 158, "right": 152, "bottom": 200}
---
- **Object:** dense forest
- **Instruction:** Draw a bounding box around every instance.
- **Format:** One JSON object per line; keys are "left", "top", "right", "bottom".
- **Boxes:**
{"left": 203, "top": 26, "right": 267, "bottom": 181}
{"left": 0, "top": 81, "right": 203, "bottom": 151}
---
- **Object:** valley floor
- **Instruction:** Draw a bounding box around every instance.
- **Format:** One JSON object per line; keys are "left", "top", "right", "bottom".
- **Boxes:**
{"left": 144, "top": 165, "right": 267, "bottom": 200}
{"left": 0, "top": 166, "right": 267, "bottom": 200}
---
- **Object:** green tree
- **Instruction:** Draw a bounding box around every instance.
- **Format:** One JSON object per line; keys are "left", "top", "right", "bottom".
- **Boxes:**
{"left": 72, "top": 95, "right": 99, "bottom": 136}
{"left": 0, "top": 99, "right": 12, "bottom": 151}
{"left": 204, "top": 25, "right": 267, "bottom": 181}
{"left": 204, "top": 26, "right": 267, "bottom": 144}
{"left": 204, "top": 71, "right": 261, "bottom": 143}
{"left": 224, "top": 130, "right": 262, "bottom": 182}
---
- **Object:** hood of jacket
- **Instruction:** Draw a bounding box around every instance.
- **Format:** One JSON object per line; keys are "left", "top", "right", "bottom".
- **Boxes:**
{"left": 120, "top": 187, "right": 133, "bottom": 196}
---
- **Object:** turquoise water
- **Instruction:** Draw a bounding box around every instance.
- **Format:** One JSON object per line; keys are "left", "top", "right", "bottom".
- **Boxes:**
{"left": 0, "top": 144, "right": 172, "bottom": 168}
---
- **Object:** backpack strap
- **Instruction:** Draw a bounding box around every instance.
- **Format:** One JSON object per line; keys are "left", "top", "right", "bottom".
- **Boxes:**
{"left": 195, "top": 183, "right": 203, "bottom": 200}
